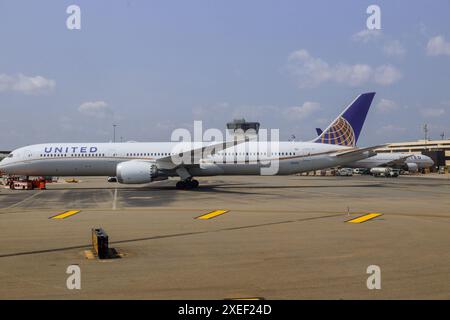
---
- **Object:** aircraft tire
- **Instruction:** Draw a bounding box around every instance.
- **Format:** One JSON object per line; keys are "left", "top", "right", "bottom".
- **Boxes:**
{"left": 176, "top": 181, "right": 186, "bottom": 189}
{"left": 191, "top": 179, "right": 199, "bottom": 188}
{"left": 176, "top": 179, "right": 199, "bottom": 189}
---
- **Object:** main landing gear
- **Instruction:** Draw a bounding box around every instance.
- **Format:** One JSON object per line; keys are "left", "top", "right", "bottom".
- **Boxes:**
{"left": 176, "top": 178, "right": 199, "bottom": 190}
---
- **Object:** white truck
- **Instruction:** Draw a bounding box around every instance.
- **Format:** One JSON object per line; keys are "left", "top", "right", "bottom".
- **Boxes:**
{"left": 370, "top": 167, "right": 399, "bottom": 177}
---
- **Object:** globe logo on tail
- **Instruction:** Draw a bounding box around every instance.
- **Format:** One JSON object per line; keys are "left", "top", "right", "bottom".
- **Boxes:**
{"left": 320, "top": 117, "right": 356, "bottom": 147}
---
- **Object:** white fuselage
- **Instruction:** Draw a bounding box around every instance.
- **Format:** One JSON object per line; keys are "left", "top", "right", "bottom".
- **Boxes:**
{"left": 345, "top": 153, "right": 434, "bottom": 169}
{"left": 0, "top": 141, "right": 370, "bottom": 178}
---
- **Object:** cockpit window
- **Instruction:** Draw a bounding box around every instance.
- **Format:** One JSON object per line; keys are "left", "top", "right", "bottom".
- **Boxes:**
{"left": 7, "top": 153, "right": 13, "bottom": 158}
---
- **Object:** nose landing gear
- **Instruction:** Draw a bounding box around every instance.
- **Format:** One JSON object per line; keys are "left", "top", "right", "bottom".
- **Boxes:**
{"left": 176, "top": 178, "right": 199, "bottom": 190}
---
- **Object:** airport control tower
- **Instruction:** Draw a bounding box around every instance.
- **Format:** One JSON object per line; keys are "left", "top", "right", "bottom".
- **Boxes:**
{"left": 226, "top": 119, "right": 260, "bottom": 139}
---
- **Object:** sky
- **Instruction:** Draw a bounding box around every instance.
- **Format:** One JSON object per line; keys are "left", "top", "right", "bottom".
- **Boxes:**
{"left": 0, "top": 0, "right": 450, "bottom": 149}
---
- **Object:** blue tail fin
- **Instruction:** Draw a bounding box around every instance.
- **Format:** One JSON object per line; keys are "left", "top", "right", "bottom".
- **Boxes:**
{"left": 313, "top": 92, "right": 375, "bottom": 147}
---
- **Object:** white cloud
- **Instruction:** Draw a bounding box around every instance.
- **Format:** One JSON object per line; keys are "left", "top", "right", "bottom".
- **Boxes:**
{"left": 373, "top": 65, "right": 402, "bottom": 85}
{"left": 426, "top": 35, "right": 450, "bottom": 56}
{"left": 287, "top": 50, "right": 333, "bottom": 87}
{"left": 420, "top": 108, "right": 445, "bottom": 117}
{"left": 376, "top": 99, "right": 398, "bottom": 113}
{"left": 353, "top": 30, "right": 406, "bottom": 58}
{"left": 352, "top": 29, "right": 382, "bottom": 43}
{"left": 383, "top": 40, "right": 406, "bottom": 57}
{"left": 287, "top": 50, "right": 402, "bottom": 88}
{"left": 333, "top": 64, "right": 373, "bottom": 86}
{"left": 0, "top": 73, "right": 55, "bottom": 94}
{"left": 283, "top": 102, "right": 320, "bottom": 120}
{"left": 78, "top": 101, "right": 113, "bottom": 118}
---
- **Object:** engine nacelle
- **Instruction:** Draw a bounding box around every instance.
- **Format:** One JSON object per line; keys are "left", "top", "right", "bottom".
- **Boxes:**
{"left": 116, "top": 161, "right": 158, "bottom": 184}
{"left": 405, "top": 162, "right": 418, "bottom": 173}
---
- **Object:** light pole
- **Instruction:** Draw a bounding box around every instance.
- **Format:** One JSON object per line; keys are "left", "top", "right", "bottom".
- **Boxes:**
{"left": 423, "top": 124, "right": 429, "bottom": 151}
{"left": 423, "top": 123, "right": 428, "bottom": 141}
{"left": 113, "top": 124, "right": 118, "bottom": 143}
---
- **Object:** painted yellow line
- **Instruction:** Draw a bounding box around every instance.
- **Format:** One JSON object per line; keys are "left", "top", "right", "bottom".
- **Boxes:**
{"left": 347, "top": 213, "right": 382, "bottom": 223}
{"left": 50, "top": 210, "right": 81, "bottom": 219}
{"left": 228, "top": 297, "right": 265, "bottom": 300}
{"left": 84, "top": 250, "right": 95, "bottom": 260}
{"left": 195, "top": 210, "right": 229, "bottom": 220}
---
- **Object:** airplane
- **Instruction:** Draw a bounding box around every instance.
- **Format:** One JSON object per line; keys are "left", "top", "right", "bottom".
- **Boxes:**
{"left": 0, "top": 92, "right": 382, "bottom": 189}
{"left": 343, "top": 153, "right": 433, "bottom": 172}
{"left": 314, "top": 129, "right": 434, "bottom": 172}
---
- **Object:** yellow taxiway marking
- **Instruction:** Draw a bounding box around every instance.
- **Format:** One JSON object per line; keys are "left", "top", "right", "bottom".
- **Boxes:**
{"left": 50, "top": 210, "right": 81, "bottom": 219}
{"left": 84, "top": 250, "right": 95, "bottom": 260}
{"left": 195, "top": 210, "right": 229, "bottom": 220}
{"left": 227, "top": 297, "right": 265, "bottom": 300}
{"left": 347, "top": 213, "right": 382, "bottom": 223}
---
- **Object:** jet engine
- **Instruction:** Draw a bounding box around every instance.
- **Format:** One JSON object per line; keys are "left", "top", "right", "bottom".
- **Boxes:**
{"left": 116, "top": 161, "right": 159, "bottom": 184}
{"left": 404, "top": 162, "right": 418, "bottom": 173}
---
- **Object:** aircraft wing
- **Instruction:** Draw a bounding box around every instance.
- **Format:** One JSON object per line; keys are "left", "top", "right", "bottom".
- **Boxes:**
{"left": 381, "top": 155, "right": 412, "bottom": 167}
{"left": 333, "top": 144, "right": 387, "bottom": 158}
{"left": 156, "top": 139, "right": 246, "bottom": 170}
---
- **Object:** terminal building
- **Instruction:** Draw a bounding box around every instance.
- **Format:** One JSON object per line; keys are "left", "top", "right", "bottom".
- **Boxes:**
{"left": 376, "top": 139, "right": 450, "bottom": 169}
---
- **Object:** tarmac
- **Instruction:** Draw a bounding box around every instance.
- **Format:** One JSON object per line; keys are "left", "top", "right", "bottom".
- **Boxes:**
{"left": 0, "top": 174, "right": 449, "bottom": 299}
